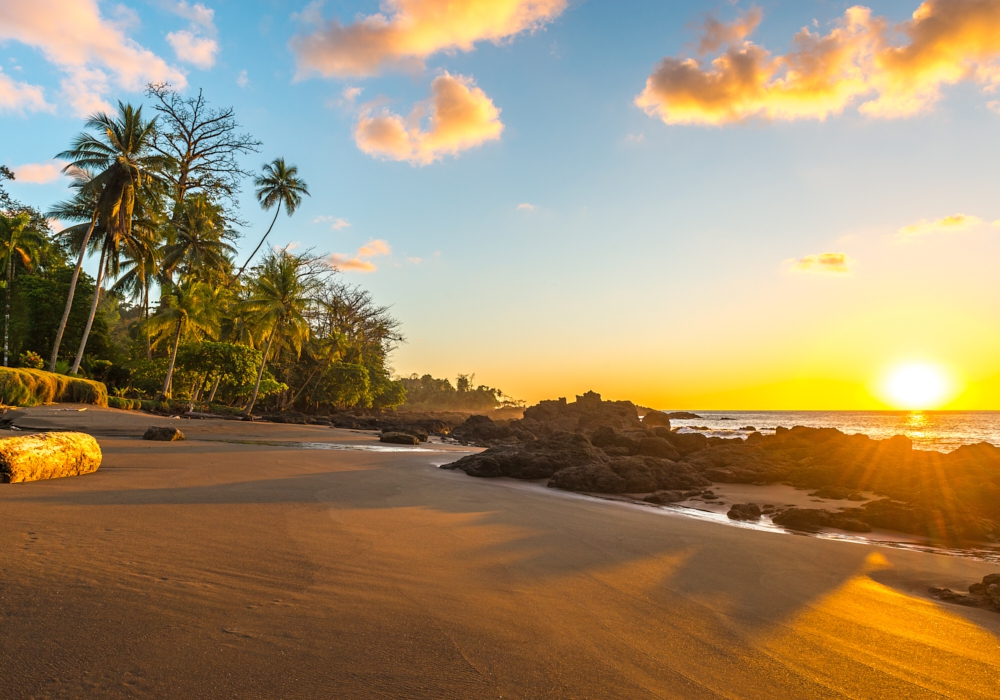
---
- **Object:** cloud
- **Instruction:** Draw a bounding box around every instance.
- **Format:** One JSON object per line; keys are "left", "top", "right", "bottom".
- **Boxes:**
{"left": 343, "top": 86, "right": 362, "bottom": 102}
{"left": 697, "top": 7, "right": 763, "bottom": 54}
{"left": 290, "top": 0, "right": 567, "bottom": 78}
{"left": 164, "top": 1, "right": 219, "bottom": 69}
{"left": 517, "top": 203, "right": 535, "bottom": 211}
{"left": 354, "top": 73, "right": 504, "bottom": 164}
{"left": 0, "top": 0, "right": 187, "bottom": 115}
{"left": 11, "top": 161, "right": 66, "bottom": 184}
{"left": 786, "top": 252, "right": 852, "bottom": 274}
{"left": 314, "top": 215, "right": 351, "bottom": 230}
{"left": 0, "top": 68, "right": 51, "bottom": 114}
{"left": 236, "top": 70, "right": 248, "bottom": 87}
{"left": 896, "top": 213, "right": 996, "bottom": 237}
{"left": 326, "top": 238, "right": 392, "bottom": 272}
{"left": 636, "top": 0, "right": 1000, "bottom": 126}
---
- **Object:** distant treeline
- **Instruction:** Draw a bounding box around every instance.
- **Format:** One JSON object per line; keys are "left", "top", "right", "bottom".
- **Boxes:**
{"left": 399, "top": 374, "right": 523, "bottom": 412}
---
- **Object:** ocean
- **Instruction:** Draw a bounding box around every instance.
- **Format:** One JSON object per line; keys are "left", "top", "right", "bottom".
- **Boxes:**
{"left": 661, "top": 411, "right": 1000, "bottom": 452}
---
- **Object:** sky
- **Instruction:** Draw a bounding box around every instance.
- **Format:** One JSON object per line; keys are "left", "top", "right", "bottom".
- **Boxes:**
{"left": 3, "top": 0, "right": 1000, "bottom": 410}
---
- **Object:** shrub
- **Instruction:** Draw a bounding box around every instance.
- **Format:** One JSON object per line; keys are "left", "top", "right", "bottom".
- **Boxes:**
{"left": 18, "top": 351, "right": 44, "bottom": 370}
{"left": 108, "top": 396, "right": 142, "bottom": 410}
{"left": 0, "top": 367, "right": 108, "bottom": 407}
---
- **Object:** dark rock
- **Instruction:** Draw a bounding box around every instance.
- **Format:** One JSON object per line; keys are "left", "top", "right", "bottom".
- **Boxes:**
{"left": 642, "top": 410, "right": 672, "bottom": 429}
{"left": 590, "top": 426, "right": 617, "bottom": 448}
{"left": 450, "top": 415, "right": 514, "bottom": 444}
{"left": 727, "top": 503, "right": 762, "bottom": 521}
{"left": 664, "top": 412, "right": 702, "bottom": 420}
{"left": 637, "top": 437, "right": 680, "bottom": 460}
{"left": 662, "top": 431, "right": 709, "bottom": 457}
{"left": 143, "top": 426, "right": 185, "bottom": 441}
{"left": 739, "top": 426, "right": 757, "bottom": 432}
{"left": 382, "top": 427, "right": 428, "bottom": 442}
{"left": 809, "top": 486, "right": 856, "bottom": 500}
{"left": 443, "top": 431, "right": 608, "bottom": 481}
{"left": 930, "top": 573, "right": 1000, "bottom": 612}
{"left": 772, "top": 508, "right": 833, "bottom": 532}
{"left": 516, "top": 391, "right": 643, "bottom": 437}
{"left": 380, "top": 432, "right": 420, "bottom": 445}
{"left": 644, "top": 490, "right": 686, "bottom": 504}
{"left": 607, "top": 456, "right": 710, "bottom": 493}
{"left": 548, "top": 465, "right": 626, "bottom": 493}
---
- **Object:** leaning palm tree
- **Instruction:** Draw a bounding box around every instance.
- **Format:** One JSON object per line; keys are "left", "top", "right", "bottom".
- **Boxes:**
{"left": 54, "top": 102, "right": 170, "bottom": 374}
{"left": 233, "top": 159, "right": 309, "bottom": 280}
{"left": 0, "top": 212, "right": 45, "bottom": 366}
{"left": 161, "top": 194, "right": 236, "bottom": 284}
{"left": 239, "top": 251, "right": 317, "bottom": 417}
{"left": 147, "top": 280, "right": 220, "bottom": 400}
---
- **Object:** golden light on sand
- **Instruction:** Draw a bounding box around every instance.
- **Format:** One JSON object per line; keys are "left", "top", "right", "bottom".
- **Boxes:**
{"left": 881, "top": 362, "right": 953, "bottom": 410}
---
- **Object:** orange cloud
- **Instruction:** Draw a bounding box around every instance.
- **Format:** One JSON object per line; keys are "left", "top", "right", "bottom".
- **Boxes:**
{"left": 786, "top": 252, "right": 852, "bottom": 274}
{"left": 897, "top": 213, "right": 996, "bottom": 237}
{"left": 354, "top": 73, "right": 504, "bottom": 164}
{"left": 636, "top": 1, "right": 1000, "bottom": 126}
{"left": 697, "top": 7, "right": 763, "bottom": 54}
{"left": 291, "top": 0, "right": 566, "bottom": 78}
{"left": 11, "top": 161, "right": 66, "bottom": 184}
{"left": 0, "top": 0, "right": 187, "bottom": 115}
{"left": 165, "top": 1, "right": 219, "bottom": 69}
{"left": 326, "top": 238, "right": 392, "bottom": 273}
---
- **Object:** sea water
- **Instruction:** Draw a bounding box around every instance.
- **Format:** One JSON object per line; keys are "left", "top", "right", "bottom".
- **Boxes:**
{"left": 660, "top": 411, "right": 1000, "bottom": 452}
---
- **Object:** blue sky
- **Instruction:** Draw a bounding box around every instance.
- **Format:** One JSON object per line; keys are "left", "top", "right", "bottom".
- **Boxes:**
{"left": 4, "top": 0, "right": 1000, "bottom": 408}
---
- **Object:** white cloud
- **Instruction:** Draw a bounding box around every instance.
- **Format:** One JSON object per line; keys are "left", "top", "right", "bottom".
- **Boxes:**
{"left": 236, "top": 69, "right": 248, "bottom": 87}
{"left": 0, "top": 0, "right": 187, "bottom": 115}
{"left": 314, "top": 215, "right": 351, "bottom": 230}
{"left": 0, "top": 67, "right": 51, "bottom": 115}
{"left": 517, "top": 203, "right": 535, "bottom": 211}
{"left": 11, "top": 161, "right": 66, "bottom": 184}
{"left": 164, "top": 1, "right": 219, "bottom": 69}
{"left": 785, "top": 252, "right": 852, "bottom": 274}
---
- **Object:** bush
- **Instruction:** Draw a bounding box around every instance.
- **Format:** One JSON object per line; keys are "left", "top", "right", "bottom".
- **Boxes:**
{"left": 0, "top": 367, "right": 108, "bottom": 407}
{"left": 18, "top": 351, "right": 44, "bottom": 370}
{"left": 108, "top": 396, "right": 142, "bottom": 410}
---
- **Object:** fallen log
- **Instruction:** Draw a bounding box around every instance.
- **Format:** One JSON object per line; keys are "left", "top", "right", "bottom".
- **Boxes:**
{"left": 0, "top": 432, "right": 102, "bottom": 483}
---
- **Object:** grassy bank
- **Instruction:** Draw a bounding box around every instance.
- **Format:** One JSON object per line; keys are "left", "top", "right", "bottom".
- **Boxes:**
{"left": 107, "top": 396, "right": 244, "bottom": 416}
{"left": 0, "top": 368, "right": 108, "bottom": 407}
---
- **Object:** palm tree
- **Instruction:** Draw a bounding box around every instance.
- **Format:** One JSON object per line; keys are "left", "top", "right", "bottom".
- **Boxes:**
{"left": 54, "top": 102, "right": 169, "bottom": 374}
{"left": 240, "top": 251, "right": 317, "bottom": 417}
{"left": 0, "top": 212, "right": 45, "bottom": 366}
{"left": 234, "top": 159, "right": 309, "bottom": 280}
{"left": 286, "top": 333, "right": 343, "bottom": 409}
{"left": 147, "top": 280, "right": 220, "bottom": 400}
{"left": 161, "top": 194, "right": 236, "bottom": 284}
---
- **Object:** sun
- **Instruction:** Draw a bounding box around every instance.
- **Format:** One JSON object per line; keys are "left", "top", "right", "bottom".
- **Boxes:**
{"left": 881, "top": 362, "right": 953, "bottom": 410}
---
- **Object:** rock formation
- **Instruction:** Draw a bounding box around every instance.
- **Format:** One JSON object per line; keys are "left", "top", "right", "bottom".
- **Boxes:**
{"left": 0, "top": 432, "right": 102, "bottom": 483}
{"left": 380, "top": 432, "right": 420, "bottom": 445}
{"left": 143, "top": 426, "right": 186, "bottom": 441}
{"left": 930, "top": 574, "right": 1000, "bottom": 612}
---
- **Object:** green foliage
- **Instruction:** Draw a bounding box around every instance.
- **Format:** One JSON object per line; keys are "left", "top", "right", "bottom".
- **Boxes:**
{"left": 18, "top": 351, "right": 44, "bottom": 370}
{"left": 108, "top": 396, "right": 142, "bottom": 410}
{"left": 0, "top": 367, "right": 107, "bottom": 406}
{"left": 399, "top": 373, "right": 520, "bottom": 411}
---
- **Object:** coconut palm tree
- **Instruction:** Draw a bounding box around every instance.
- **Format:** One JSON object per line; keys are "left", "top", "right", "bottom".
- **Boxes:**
{"left": 234, "top": 159, "right": 309, "bottom": 280}
{"left": 0, "top": 212, "right": 45, "bottom": 366}
{"left": 148, "top": 280, "right": 220, "bottom": 400}
{"left": 54, "top": 102, "right": 170, "bottom": 374}
{"left": 111, "top": 228, "right": 162, "bottom": 360}
{"left": 239, "top": 251, "right": 317, "bottom": 417}
{"left": 161, "top": 194, "right": 236, "bottom": 284}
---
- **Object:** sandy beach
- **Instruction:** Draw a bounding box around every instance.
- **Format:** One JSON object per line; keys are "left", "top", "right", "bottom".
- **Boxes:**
{"left": 2, "top": 406, "right": 1000, "bottom": 698}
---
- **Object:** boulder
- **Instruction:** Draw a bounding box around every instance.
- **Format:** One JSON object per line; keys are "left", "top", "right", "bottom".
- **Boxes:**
{"left": 644, "top": 490, "right": 686, "bottom": 504}
{"left": 727, "top": 503, "right": 762, "bottom": 521}
{"left": 930, "top": 573, "right": 1000, "bottom": 612}
{"left": 443, "top": 432, "right": 609, "bottom": 481}
{"left": 607, "top": 456, "right": 710, "bottom": 492}
{"left": 380, "top": 432, "right": 420, "bottom": 445}
{"left": 516, "top": 392, "right": 643, "bottom": 437}
{"left": 548, "top": 465, "right": 626, "bottom": 493}
{"left": 664, "top": 412, "right": 702, "bottom": 420}
{"left": 772, "top": 507, "right": 872, "bottom": 533}
{"left": 637, "top": 437, "right": 680, "bottom": 461}
{"left": 0, "top": 432, "right": 102, "bottom": 483}
{"left": 642, "top": 410, "right": 672, "bottom": 429}
{"left": 450, "top": 415, "right": 514, "bottom": 444}
{"left": 143, "top": 426, "right": 186, "bottom": 441}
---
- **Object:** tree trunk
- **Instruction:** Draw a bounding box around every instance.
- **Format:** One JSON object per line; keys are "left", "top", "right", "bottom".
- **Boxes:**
{"left": 243, "top": 328, "right": 276, "bottom": 418}
{"left": 4, "top": 253, "right": 12, "bottom": 367}
{"left": 207, "top": 375, "right": 221, "bottom": 403}
{"left": 233, "top": 207, "right": 280, "bottom": 282}
{"left": 70, "top": 242, "right": 108, "bottom": 375}
{"left": 143, "top": 284, "right": 151, "bottom": 361}
{"left": 49, "top": 210, "right": 97, "bottom": 372}
{"left": 289, "top": 363, "right": 323, "bottom": 408}
{"left": 157, "top": 320, "right": 184, "bottom": 400}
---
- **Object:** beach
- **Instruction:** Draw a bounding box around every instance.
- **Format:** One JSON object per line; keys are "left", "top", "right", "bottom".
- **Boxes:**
{"left": 2, "top": 406, "right": 1000, "bottom": 698}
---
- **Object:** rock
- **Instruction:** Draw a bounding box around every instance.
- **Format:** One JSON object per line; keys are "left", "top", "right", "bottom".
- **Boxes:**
{"left": 727, "top": 503, "right": 762, "bottom": 521}
{"left": 607, "top": 456, "right": 710, "bottom": 492}
{"left": 931, "top": 573, "right": 1000, "bottom": 612}
{"left": 380, "top": 432, "right": 420, "bottom": 445}
{"left": 644, "top": 490, "right": 686, "bottom": 504}
{"left": 382, "top": 427, "right": 428, "bottom": 442}
{"left": 739, "top": 426, "right": 757, "bottom": 432}
{"left": 809, "top": 486, "right": 855, "bottom": 500}
{"left": 450, "top": 415, "right": 515, "bottom": 444}
{"left": 772, "top": 508, "right": 833, "bottom": 532}
{"left": 548, "top": 465, "right": 626, "bottom": 493}
{"left": 443, "top": 431, "right": 608, "bottom": 481}
{"left": 143, "top": 426, "right": 186, "bottom": 441}
{"left": 642, "top": 410, "right": 672, "bottom": 429}
{"left": 664, "top": 412, "right": 702, "bottom": 420}
{"left": 661, "top": 431, "right": 709, "bottom": 457}
{"left": 516, "top": 392, "right": 643, "bottom": 437}
{"left": 0, "top": 432, "right": 102, "bottom": 483}
{"left": 637, "top": 437, "right": 681, "bottom": 460}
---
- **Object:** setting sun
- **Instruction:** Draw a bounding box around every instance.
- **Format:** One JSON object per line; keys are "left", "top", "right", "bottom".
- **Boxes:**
{"left": 881, "top": 362, "right": 954, "bottom": 410}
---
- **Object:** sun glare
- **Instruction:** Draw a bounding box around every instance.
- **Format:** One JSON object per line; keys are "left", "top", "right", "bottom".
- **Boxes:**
{"left": 881, "top": 362, "right": 952, "bottom": 410}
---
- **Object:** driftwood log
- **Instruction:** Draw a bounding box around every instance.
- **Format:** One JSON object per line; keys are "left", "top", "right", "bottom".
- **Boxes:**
{"left": 0, "top": 432, "right": 102, "bottom": 483}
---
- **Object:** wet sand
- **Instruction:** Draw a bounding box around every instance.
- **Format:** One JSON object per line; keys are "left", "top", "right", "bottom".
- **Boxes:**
{"left": 2, "top": 406, "right": 1000, "bottom": 698}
